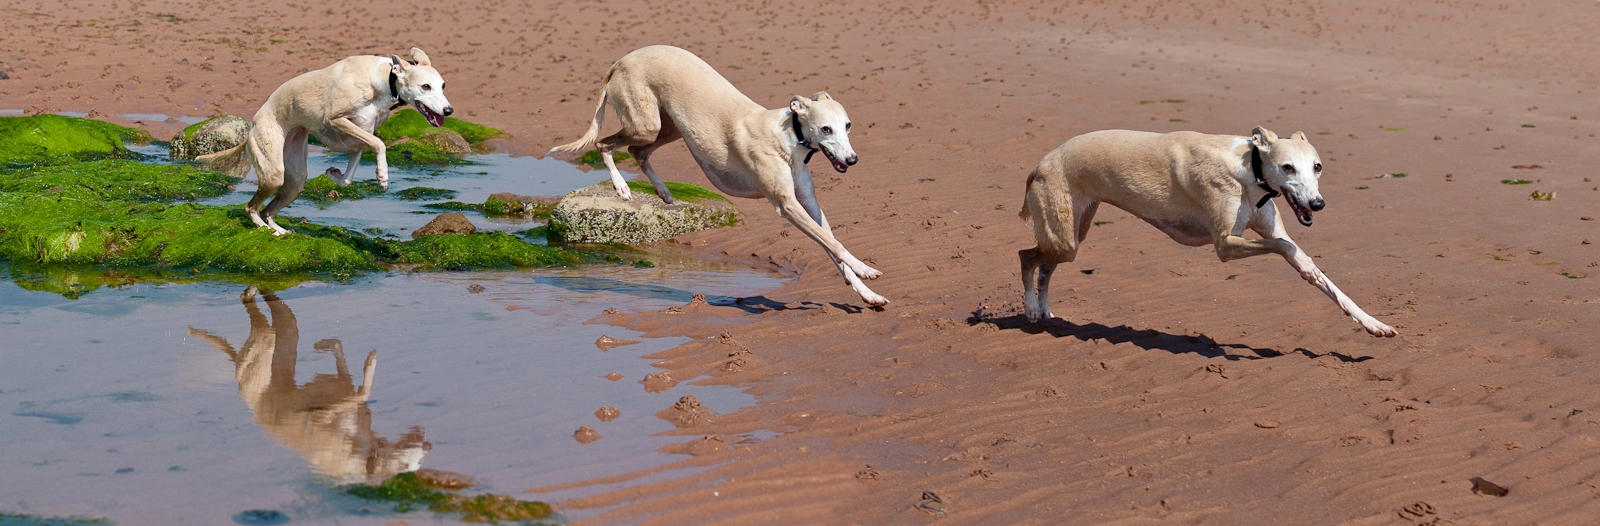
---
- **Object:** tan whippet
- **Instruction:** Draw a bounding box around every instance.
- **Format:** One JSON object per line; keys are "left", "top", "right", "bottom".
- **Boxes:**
{"left": 201, "top": 48, "right": 453, "bottom": 235}
{"left": 549, "top": 45, "right": 887, "bottom": 306}
{"left": 1018, "top": 126, "right": 1397, "bottom": 337}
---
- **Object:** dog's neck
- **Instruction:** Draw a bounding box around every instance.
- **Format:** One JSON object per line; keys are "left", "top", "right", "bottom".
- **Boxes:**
{"left": 788, "top": 110, "right": 818, "bottom": 165}
{"left": 387, "top": 57, "right": 406, "bottom": 111}
{"left": 1249, "top": 143, "right": 1280, "bottom": 208}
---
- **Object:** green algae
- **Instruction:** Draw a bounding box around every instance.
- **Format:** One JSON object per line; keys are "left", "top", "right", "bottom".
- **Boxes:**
{"left": 393, "top": 232, "right": 586, "bottom": 269}
{"left": 572, "top": 149, "right": 633, "bottom": 169}
{"left": 0, "top": 511, "right": 113, "bottom": 526}
{"left": 0, "top": 115, "right": 153, "bottom": 169}
{"left": 299, "top": 174, "right": 386, "bottom": 204}
{"left": 0, "top": 159, "right": 235, "bottom": 201}
{"left": 625, "top": 180, "right": 728, "bottom": 202}
{"left": 377, "top": 109, "right": 504, "bottom": 145}
{"left": 5, "top": 264, "right": 312, "bottom": 300}
{"left": 396, "top": 186, "right": 456, "bottom": 201}
{"left": 345, "top": 472, "right": 553, "bottom": 523}
{"left": 360, "top": 139, "right": 470, "bottom": 166}
{"left": 424, "top": 198, "right": 554, "bottom": 219}
{"left": 179, "top": 116, "right": 222, "bottom": 142}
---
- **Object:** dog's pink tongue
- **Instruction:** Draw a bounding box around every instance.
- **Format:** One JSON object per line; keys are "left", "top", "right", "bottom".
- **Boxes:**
{"left": 832, "top": 158, "right": 849, "bottom": 173}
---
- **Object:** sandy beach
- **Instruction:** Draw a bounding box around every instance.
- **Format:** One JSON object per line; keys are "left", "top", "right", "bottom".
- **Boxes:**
{"left": 4, "top": 0, "right": 1599, "bottom": 523}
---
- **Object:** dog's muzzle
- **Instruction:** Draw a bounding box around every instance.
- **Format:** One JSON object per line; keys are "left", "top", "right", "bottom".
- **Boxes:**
{"left": 823, "top": 148, "right": 851, "bottom": 173}
{"left": 1284, "top": 189, "right": 1315, "bottom": 227}
{"left": 416, "top": 104, "right": 447, "bottom": 127}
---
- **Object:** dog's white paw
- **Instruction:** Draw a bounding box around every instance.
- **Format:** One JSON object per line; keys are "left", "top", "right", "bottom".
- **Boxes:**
{"left": 861, "top": 292, "right": 890, "bottom": 307}
{"left": 1359, "top": 318, "right": 1398, "bottom": 338}
{"left": 856, "top": 265, "right": 883, "bottom": 280}
{"left": 613, "top": 183, "right": 633, "bottom": 200}
{"left": 326, "top": 168, "right": 352, "bottom": 187}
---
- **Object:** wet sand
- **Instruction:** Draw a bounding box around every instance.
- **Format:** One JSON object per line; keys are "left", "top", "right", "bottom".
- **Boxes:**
{"left": 5, "top": 0, "right": 1600, "bottom": 523}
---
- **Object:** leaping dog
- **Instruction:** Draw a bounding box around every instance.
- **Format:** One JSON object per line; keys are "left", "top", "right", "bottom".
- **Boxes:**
{"left": 549, "top": 45, "right": 887, "bottom": 306}
{"left": 1018, "top": 126, "right": 1397, "bottom": 337}
{"left": 201, "top": 47, "right": 453, "bottom": 235}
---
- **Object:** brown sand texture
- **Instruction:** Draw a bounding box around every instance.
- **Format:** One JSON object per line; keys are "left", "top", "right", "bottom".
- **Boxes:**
{"left": 5, "top": 0, "right": 1600, "bottom": 524}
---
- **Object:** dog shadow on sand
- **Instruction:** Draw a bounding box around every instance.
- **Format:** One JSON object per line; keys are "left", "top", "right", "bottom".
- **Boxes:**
{"left": 970, "top": 311, "right": 1370, "bottom": 363}
{"left": 188, "top": 287, "right": 431, "bottom": 483}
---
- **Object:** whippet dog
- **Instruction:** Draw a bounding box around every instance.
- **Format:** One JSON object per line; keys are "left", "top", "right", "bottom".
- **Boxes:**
{"left": 1018, "top": 126, "right": 1397, "bottom": 337}
{"left": 201, "top": 48, "right": 454, "bottom": 235}
{"left": 549, "top": 45, "right": 886, "bottom": 306}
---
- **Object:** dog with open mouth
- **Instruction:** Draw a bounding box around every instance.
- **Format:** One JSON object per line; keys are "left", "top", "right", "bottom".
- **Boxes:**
{"left": 200, "top": 47, "right": 453, "bottom": 235}
{"left": 1017, "top": 126, "right": 1397, "bottom": 337}
{"left": 549, "top": 45, "right": 887, "bottom": 306}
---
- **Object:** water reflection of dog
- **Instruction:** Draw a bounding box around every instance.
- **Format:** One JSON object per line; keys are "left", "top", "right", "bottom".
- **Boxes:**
{"left": 188, "top": 287, "right": 430, "bottom": 482}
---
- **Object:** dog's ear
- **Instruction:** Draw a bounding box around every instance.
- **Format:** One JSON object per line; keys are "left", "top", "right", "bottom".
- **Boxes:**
{"left": 790, "top": 95, "right": 811, "bottom": 115}
{"left": 1289, "top": 131, "right": 1307, "bottom": 141}
{"left": 1251, "top": 126, "right": 1278, "bottom": 146}
{"left": 409, "top": 47, "right": 432, "bottom": 67}
{"left": 809, "top": 91, "right": 833, "bottom": 102}
{"left": 389, "top": 55, "right": 409, "bottom": 74}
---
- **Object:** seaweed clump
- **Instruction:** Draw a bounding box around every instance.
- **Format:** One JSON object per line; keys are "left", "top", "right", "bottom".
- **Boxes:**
{"left": 358, "top": 109, "right": 504, "bottom": 166}
{"left": 0, "top": 115, "right": 152, "bottom": 168}
{"left": 345, "top": 472, "right": 553, "bottom": 523}
{"left": 0, "top": 159, "right": 591, "bottom": 290}
{"left": 0, "top": 511, "right": 113, "bottom": 525}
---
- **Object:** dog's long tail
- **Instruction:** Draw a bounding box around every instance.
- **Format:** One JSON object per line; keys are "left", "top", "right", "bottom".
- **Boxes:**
{"left": 1018, "top": 169, "right": 1037, "bottom": 221}
{"left": 547, "top": 67, "right": 617, "bottom": 156}
{"left": 196, "top": 141, "right": 252, "bottom": 178}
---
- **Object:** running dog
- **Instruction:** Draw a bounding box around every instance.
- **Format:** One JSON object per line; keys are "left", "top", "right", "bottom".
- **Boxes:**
{"left": 1018, "top": 126, "right": 1397, "bottom": 337}
{"left": 201, "top": 48, "right": 453, "bottom": 235}
{"left": 549, "top": 45, "right": 886, "bottom": 306}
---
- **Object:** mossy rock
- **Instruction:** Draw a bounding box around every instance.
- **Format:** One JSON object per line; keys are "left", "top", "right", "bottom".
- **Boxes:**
{"left": 547, "top": 181, "right": 739, "bottom": 244}
{"left": 0, "top": 115, "right": 152, "bottom": 169}
{"left": 395, "top": 186, "right": 456, "bottom": 201}
{"left": 169, "top": 115, "right": 248, "bottom": 160}
{"left": 377, "top": 109, "right": 504, "bottom": 145}
{"left": 0, "top": 159, "right": 595, "bottom": 286}
{"left": 345, "top": 472, "right": 552, "bottom": 523}
{"left": 422, "top": 193, "right": 556, "bottom": 219}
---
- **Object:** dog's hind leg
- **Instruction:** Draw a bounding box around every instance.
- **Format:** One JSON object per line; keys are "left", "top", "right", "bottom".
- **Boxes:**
{"left": 244, "top": 124, "right": 287, "bottom": 233}
{"left": 258, "top": 129, "right": 310, "bottom": 236}
{"left": 628, "top": 111, "right": 683, "bottom": 203}
{"left": 1226, "top": 203, "right": 1397, "bottom": 337}
{"left": 596, "top": 80, "right": 666, "bottom": 200}
{"left": 1019, "top": 166, "right": 1091, "bottom": 323}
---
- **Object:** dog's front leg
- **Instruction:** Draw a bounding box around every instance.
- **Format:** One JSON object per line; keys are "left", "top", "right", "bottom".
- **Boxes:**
{"left": 793, "top": 165, "right": 881, "bottom": 280}
{"left": 326, "top": 153, "right": 361, "bottom": 187}
{"left": 774, "top": 196, "right": 888, "bottom": 306}
{"left": 1235, "top": 209, "right": 1397, "bottom": 337}
{"left": 328, "top": 117, "right": 389, "bottom": 190}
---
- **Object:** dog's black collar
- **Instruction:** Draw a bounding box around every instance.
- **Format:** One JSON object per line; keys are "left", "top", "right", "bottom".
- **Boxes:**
{"left": 788, "top": 110, "right": 818, "bottom": 164}
{"left": 387, "top": 56, "right": 406, "bottom": 111}
{"left": 1250, "top": 143, "right": 1280, "bottom": 208}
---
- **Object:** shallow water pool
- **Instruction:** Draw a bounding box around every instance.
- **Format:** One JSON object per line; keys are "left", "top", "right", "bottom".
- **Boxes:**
{"left": 0, "top": 264, "right": 783, "bottom": 524}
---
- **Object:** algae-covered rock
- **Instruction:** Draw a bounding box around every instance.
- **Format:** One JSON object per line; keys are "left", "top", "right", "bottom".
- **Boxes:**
{"left": 0, "top": 115, "right": 153, "bottom": 168}
{"left": 345, "top": 472, "right": 552, "bottom": 522}
{"left": 395, "top": 186, "right": 455, "bottom": 201}
{"left": 421, "top": 192, "right": 556, "bottom": 218}
{"left": 0, "top": 160, "right": 594, "bottom": 281}
{"left": 411, "top": 213, "right": 477, "bottom": 238}
{"left": 547, "top": 181, "right": 740, "bottom": 244}
{"left": 358, "top": 109, "right": 504, "bottom": 165}
{"left": 169, "top": 115, "right": 248, "bottom": 160}
{"left": 300, "top": 174, "right": 385, "bottom": 205}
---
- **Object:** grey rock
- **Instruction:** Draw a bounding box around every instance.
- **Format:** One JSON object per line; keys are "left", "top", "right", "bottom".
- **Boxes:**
{"left": 411, "top": 212, "right": 477, "bottom": 238}
{"left": 415, "top": 127, "right": 471, "bottom": 157}
{"left": 547, "top": 182, "right": 741, "bottom": 244}
{"left": 170, "top": 115, "right": 248, "bottom": 160}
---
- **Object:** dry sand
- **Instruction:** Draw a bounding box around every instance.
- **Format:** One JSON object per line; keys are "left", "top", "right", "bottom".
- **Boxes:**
{"left": 4, "top": 0, "right": 1599, "bottom": 523}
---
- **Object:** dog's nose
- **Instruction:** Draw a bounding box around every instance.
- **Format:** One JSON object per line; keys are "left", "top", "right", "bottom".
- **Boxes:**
{"left": 442, "top": 106, "right": 454, "bottom": 117}
{"left": 1309, "top": 197, "right": 1325, "bottom": 211}
{"left": 845, "top": 155, "right": 858, "bottom": 166}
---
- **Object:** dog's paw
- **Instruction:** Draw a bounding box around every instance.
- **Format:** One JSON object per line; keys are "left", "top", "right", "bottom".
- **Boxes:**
{"left": 613, "top": 183, "right": 633, "bottom": 200}
{"left": 861, "top": 292, "right": 890, "bottom": 307}
{"left": 325, "top": 168, "right": 352, "bottom": 186}
{"left": 1360, "top": 318, "right": 1398, "bottom": 338}
{"left": 856, "top": 265, "right": 883, "bottom": 280}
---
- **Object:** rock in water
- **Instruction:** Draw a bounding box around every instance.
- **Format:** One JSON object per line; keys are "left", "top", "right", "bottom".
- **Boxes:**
{"left": 170, "top": 115, "right": 248, "bottom": 160}
{"left": 414, "top": 128, "right": 471, "bottom": 157}
{"left": 411, "top": 213, "right": 478, "bottom": 238}
{"left": 547, "top": 181, "right": 740, "bottom": 244}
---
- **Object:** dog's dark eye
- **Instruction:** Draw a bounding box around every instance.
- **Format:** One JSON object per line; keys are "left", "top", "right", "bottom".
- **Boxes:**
{"left": 845, "top": 122, "right": 852, "bottom": 132}
{"left": 1282, "top": 164, "right": 1296, "bottom": 174}
{"left": 821, "top": 126, "right": 833, "bottom": 135}
{"left": 1313, "top": 162, "right": 1322, "bottom": 173}
{"left": 422, "top": 84, "right": 432, "bottom": 92}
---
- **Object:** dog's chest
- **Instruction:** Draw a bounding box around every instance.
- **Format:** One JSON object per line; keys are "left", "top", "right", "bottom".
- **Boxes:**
{"left": 315, "top": 103, "right": 388, "bottom": 152}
